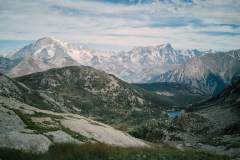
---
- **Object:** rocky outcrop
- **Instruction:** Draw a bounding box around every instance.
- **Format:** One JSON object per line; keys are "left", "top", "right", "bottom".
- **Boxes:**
{"left": 0, "top": 96, "right": 148, "bottom": 153}
{"left": 61, "top": 117, "right": 147, "bottom": 147}
{"left": 0, "top": 131, "right": 52, "bottom": 153}
{"left": 45, "top": 130, "right": 81, "bottom": 144}
{"left": 0, "top": 103, "right": 52, "bottom": 153}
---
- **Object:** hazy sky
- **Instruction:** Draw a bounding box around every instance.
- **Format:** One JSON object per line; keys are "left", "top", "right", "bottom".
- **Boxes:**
{"left": 0, "top": 0, "right": 240, "bottom": 52}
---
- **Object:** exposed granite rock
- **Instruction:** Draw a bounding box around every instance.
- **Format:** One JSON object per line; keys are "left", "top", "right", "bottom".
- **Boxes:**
{"left": 45, "top": 130, "right": 81, "bottom": 144}
{"left": 0, "top": 131, "right": 52, "bottom": 153}
{"left": 61, "top": 117, "right": 148, "bottom": 147}
{"left": 0, "top": 96, "right": 148, "bottom": 153}
{"left": 0, "top": 105, "right": 26, "bottom": 133}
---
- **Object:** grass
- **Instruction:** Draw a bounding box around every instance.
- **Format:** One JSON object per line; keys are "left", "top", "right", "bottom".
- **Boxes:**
{"left": 0, "top": 143, "right": 231, "bottom": 160}
{"left": 13, "top": 109, "right": 90, "bottom": 142}
{"left": 13, "top": 109, "right": 59, "bottom": 134}
{"left": 33, "top": 112, "right": 63, "bottom": 119}
{"left": 60, "top": 125, "right": 89, "bottom": 142}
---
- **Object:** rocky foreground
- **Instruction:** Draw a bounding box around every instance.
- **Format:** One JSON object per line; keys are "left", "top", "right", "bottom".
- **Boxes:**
{"left": 0, "top": 96, "right": 147, "bottom": 153}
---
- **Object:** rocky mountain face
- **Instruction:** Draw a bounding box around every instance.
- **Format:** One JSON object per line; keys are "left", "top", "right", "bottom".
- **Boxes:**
{"left": 0, "top": 72, "right": 25, "bottom": 99}
{"left": 0, "top": 66, "right": 173, "bottom": 131}
{"left": 148, "top": 50, "right": 240, "bottom": 95}
{"left": 4, "top": 37, "right": 205, "bottom": 83}
{"left": 0, "top": 72, "right": 55, "bottom": 110}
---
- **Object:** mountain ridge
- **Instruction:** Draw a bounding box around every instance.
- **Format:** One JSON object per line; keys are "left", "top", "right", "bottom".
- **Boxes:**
{"left": 148, "top": 50, "right": 240, "bottom": 95}
{"left": 2, "top": 37, "right": 239, "bottom": 96}
{"left": 4, "top": 37, "right": 206, "bottom": 82}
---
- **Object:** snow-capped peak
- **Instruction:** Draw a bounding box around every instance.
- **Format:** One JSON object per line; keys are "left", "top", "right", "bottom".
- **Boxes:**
{"left": 159, "top": 43, "right": 172, "bottom": 49}
{"left": 10, "top": 37, "right": 67, "bottom": 60}
{"left": 8, "top": 38, "right": 209, "bottom": 82}
{"left": 131, "top": 43, "right": 173, "bottom": 51}
{"left": 34, "top": 37, "right": 67, "bottom": 46}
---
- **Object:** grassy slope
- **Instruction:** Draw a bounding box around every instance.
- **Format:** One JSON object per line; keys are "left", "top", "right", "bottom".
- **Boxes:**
{"left": 0, "top": 143, "right": 230, "bottom": 160}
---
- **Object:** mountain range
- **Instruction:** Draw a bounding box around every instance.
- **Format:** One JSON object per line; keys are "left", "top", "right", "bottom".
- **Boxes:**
{"left": 2, "top": 37, "right": 205, "bottom": 81}
{"left": 149, "top": 50, "right": 240, "bottom": 95}
{"left": 1, "top": 37, "right": 240, "bottom": 96}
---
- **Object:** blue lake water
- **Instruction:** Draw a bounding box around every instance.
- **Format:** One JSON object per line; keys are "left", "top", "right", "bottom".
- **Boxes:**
{"left": 167, "top": 111, "right": 181, "bottom": 118}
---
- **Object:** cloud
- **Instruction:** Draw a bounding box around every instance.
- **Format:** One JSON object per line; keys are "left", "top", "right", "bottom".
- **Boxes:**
{"left": 199, "top": 31, "right": 240, "bottom": 36}
{"left": 0, "top": 0, "right": 239, "bottom": 51}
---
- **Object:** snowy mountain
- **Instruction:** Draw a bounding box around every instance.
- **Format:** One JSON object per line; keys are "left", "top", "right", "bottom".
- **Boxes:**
{"left": 0, "top": 57, "right": 20, "bottom": 74}
{"left": 8, "top": 37, "right": 79, "bottom": 77}
{"left": 115, "top": 43, "right": 205, "bottom": 82}
{"left": 6, "top": 37, "right": 205, "bottom": 82}
{"left": 3, "top": 37, "right": 239, "bottom": 93}
{"left": 148, "top": 50, "right": 240, "bottom": 95}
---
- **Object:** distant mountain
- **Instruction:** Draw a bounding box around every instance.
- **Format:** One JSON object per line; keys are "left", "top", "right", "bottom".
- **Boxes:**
{"left": 148, "top": 50, "right": 240, "bottom": 95}
{"left": 111, "top": 43, "right": 205, "bottom": 82}
{"left": 3, "top": 37, "right": 238, "bottom": 94}
{"left": 8, "top": 37, "right": 79, "bottom": 77}
{"left": 0, "top": 57, "right": 20, "bottom": 74}
{"left": 124, "top": 43, "right": 203, "bottom": 65}
{"left": 5, "top": 37, "right": 205, "bottom": 82}
{"left": 134, "top": 82, "right": 208, "bottom": 107}
{"left": 191, "top": 79, "right": 240, "bottom": 110}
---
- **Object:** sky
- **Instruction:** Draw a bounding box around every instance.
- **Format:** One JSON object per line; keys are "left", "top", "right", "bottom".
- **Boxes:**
{"left": 0, "top": 0, "right": 240, "bottom": 53}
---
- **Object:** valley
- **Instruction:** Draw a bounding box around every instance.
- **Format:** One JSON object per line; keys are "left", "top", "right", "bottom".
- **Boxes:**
{"left": 0, "top": 37, "right": 239, "bottom": 160}
{"left": 1, "top": 0, "right": 240, "bottom": 159}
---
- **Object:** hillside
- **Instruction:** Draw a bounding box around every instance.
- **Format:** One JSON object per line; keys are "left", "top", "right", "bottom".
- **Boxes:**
{"left": 194, "top": 80, "right": 240, "bottom": 133}
{"left": 134, "top": 82, "right": 208, "bottom": 107}
{"left": 3, "top": 66, "right": 174, "bottom": 131}
{"left": 149, "top": 50, "right": 240, "bottom": 95}
{"left": 0, "top": 96, "right": 147, "bottom": 153}
{"left": 130, "top": 80, "right": 240, "bottom": 157}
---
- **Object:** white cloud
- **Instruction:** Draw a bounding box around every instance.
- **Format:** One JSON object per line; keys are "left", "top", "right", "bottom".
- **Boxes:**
{"left": 0, "top": 0, "right": 239, "bottom": 51}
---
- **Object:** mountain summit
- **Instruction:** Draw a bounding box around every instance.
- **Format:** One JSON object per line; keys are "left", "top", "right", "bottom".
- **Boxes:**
{"left": 8, "top": 37, "right": 79, "bottom": 77}
{"left": 4, "top": 37, "right": 204, "bottom": 82}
